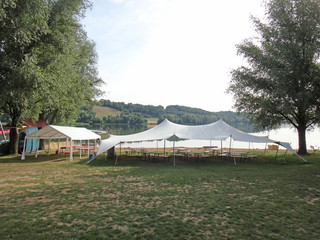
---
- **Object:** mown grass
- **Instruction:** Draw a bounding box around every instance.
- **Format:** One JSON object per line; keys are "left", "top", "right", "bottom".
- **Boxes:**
{"left": 92, "top": 105, "right": 121, "bottom": 118}
{"left": 91, "top": 106, "right": 158, "bottom": 125}
{"left": 0, "top": 152, "right": 319, "bottom": 239}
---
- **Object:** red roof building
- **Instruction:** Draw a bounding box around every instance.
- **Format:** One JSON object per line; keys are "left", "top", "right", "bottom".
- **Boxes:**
{"left": 4, "top": 119, "right": 49, "bottom": 129}
{"left": 23, "top": 119, "right": 48, "bottom": 128}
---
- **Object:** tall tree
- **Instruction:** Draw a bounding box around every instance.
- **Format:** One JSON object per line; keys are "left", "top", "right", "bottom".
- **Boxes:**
{"left": 228, "top": 0, "right": 320, "bottom": 155}
{"left": 0, "top": 0, "right": 103, "bottom": 154}
{"left": 35, "top": 0, "right": 103, "bottom": 124}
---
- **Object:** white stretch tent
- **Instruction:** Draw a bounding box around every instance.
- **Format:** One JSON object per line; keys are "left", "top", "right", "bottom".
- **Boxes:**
{"left": 95, "top": 119, "right": 306, "bottom": 162}
{"left": 21, "top": 125, "right": 101, "bottom": 162}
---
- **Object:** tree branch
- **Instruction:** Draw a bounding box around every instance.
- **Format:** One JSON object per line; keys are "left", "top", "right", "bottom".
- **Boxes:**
{"left": 278, "top": 111, "right": 298, "bottom": 128}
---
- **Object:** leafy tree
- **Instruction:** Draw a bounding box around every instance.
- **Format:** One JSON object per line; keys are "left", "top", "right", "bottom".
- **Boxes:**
{"left": 228, "top": 0, "right": 320, "bottom": 155}
{"left": 37, "top": 0, "right": 102, "bottom": 124}
{"left": 78, "top": 105, "right": 96, "bottom": 124}
{"left": 0, "top": 0, "right": 102, "bottom": 153}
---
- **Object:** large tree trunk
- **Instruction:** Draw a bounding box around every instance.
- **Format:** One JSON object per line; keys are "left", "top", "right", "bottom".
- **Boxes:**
{"left": 39, "top": 113, "right": 46, "bottom": 150}
{"left": 297, "top": 125, "right": 307, "bottom": 155}
{"left": 9, "top": 128, "right": 19, "bottom": 154}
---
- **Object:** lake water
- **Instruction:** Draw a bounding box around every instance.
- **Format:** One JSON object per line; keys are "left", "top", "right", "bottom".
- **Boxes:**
{"left": 114, "top": 126, "right": 320, "bottom": 151}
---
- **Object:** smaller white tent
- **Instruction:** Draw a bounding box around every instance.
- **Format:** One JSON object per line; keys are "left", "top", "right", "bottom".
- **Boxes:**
{"left": 21, "top": 125, "right": 101, "bottom": 162}
{"left": 95, "top": 119, "right": 307, "bottom": 163}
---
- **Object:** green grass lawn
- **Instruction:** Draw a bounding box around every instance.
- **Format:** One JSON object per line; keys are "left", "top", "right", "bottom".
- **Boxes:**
{"left": 0, "top": 152, "right": 319, "bottom": 239}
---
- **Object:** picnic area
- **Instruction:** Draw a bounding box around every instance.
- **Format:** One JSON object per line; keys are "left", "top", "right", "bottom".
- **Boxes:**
{"left": 0, "top": 150, "right": 319, "bottom": 239}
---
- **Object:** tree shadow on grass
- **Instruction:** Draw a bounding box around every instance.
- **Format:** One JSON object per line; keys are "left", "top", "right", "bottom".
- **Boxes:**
{"left": 86, "top": 153, "right": 314, "bottom": 169}
{"left": 87, "top": 155, "right": 245, "bottom": 168}
{"left": 0, "top": 153, "right": 79, "bottom": 164}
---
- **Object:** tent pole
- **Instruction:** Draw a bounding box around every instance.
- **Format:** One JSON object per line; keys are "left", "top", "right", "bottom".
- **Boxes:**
{"left": 35, "top": 137, "right": 40, "bottom": 158}
{"left": 229, "top": 135, "right": 232, "bottom": 163}
{"left": 264, "top": 133, "right": 270, "bottom": 155}
{"left": 0, "top": 120, "right": 5, "bottom": 140}
{"left": 164, "top": 139, "right": 166, "bottom": 156}
{"left": 275, "top": 147, "right": 279, "bottom": 160}
{"left": 80, "top": 140, "right": 82, "bottom": 159}
{"left": 114, "top": 144, "right": 119, "bottom": 165}
{"left": 48, "top": 138, "right": 51, "bottom": 155}
{"left": 58, "top": 138, "right": 60, "bottom": 153}
{"left": 173, "top": 141, "right": 176, "bottom": 167}
{"left": 115, "top": 154, "right": 118, "bottom": 165}
{"left": 21, "top": 137, "right": 27, "bottom": 160}
{"left": 88, "top": 139, "right": 90, "bottom": 158}
{"left": 264, "top": 142, "right": 268, "bottom": 155}
{"left": 70, "top": 138, "right": 73, "bottom": 162}
{"left": 220, "top": 140, "right": 223, "bottom": 155}
{"left": 282, "top": 149, "right": 288, "bottom": 164}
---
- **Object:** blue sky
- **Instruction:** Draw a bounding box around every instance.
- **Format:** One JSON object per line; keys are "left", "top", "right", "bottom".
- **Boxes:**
{"left": 82, "top": 0, "right": 264, "bottom": 112}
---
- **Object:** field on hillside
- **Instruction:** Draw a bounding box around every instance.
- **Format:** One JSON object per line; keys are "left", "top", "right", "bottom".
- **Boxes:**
{"left": 92, "top": 106, "right": 158, "bottom": 125}
{"left": 0, "top": 152, "right": 319, "bottom": 239}
{"left": 146, "top": 118, "right": 158, "bottom": 126}
{"left": 92, "top": 105, "right": 121, "bottom": 118}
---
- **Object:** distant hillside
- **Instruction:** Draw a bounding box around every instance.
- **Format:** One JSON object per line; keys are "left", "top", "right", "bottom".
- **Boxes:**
{"left": 80, "top": 99, "right": 255, "bottom": 132}
{"left": 92, "top": 105, "right": 121, "bottom": 118}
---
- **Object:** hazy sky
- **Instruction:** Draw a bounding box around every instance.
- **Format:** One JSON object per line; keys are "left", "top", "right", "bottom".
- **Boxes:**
{"left": 82, "top": 0, "right": 265, "bottom": 112}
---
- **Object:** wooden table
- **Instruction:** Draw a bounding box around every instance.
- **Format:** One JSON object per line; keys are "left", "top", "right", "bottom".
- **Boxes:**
{"left": 203, "top": 146, "right": 219, "bottom": 156}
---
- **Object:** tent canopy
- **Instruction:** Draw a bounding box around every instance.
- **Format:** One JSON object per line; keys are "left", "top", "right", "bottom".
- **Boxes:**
{"left": 96, "top": 119, "right": 299, "bottom": 158}
{"left": 22, "top": 125, "right": 101, "bottom": 162}
{"left": 26, "top": 125, "right": 101, "bottom": 141}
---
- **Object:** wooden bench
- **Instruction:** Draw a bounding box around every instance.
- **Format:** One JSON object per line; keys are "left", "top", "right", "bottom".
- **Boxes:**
{"left": 219, "top": 151, "right": 257, "bottom": 165}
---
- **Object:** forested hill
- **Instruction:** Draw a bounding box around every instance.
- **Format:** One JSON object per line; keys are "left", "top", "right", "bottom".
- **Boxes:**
{"left": 77, "top": 99, "right": 255, "bottom": 132}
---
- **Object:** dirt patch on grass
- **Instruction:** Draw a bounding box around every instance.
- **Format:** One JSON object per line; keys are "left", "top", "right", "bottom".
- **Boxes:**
{"left": 101, "top": 192, "right": 122, "bottom": 199}
{"left": 25, "top": 196, "right": 55, "bottom": 205}
{"left": 0, "top": 182, "right": 40, "bottom": 189}
{"left": 0, "top": 175, "right": 39, "bottom": 183}
{"left": 112, "top": 224, "right": 128, "bottom": 232}
{"left": 262, "top": 189, "right": 275, "bottom": 195}
{"left": 183, "top": 215, "right": 206, "bottom": 225}
{"left": 307, "top": 198, "right": 319, "bottom": 205}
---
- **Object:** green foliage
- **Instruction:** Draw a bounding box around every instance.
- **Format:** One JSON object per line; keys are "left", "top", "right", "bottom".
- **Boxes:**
{"left": 228, "top": 0, "right": 320, "bottom": 154}
{"left": 77, "top": 103, "right": 147, "bottom": 128}
{"left": 0, "top": 113, "right": 10, "bottom": 123}
{"left": 0, "top": 0, "right": 102, "bottom": 126}
{"left": 99, "top": 99, "right": 165, "bottom": 118}
{"left": 31, "top": 0, "right": 103, "bottom": 124}
{"left": 0, "top": 0, "right": 51, "bottom": 126}
{"left": 78, "top": 100, "right": 254, "bottom": 132}
{"left": 0, "top": 0, "right": 102, "bottom": 153}
{"left": 163, "top": 105, "right": 253, "bottom": 131}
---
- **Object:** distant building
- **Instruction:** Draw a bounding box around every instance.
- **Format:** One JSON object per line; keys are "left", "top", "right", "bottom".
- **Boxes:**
{"left": 2, "top": 119, "right": 49, "bottom": 154}
{"left": 18, "top": 119, "right": 49, "bottom": 153}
